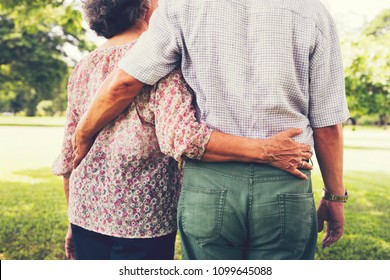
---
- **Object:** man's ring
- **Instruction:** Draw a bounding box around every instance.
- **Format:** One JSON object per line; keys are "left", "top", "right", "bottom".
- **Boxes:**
{"left": 300, "top": 161, "right": 305, "bottom": 168}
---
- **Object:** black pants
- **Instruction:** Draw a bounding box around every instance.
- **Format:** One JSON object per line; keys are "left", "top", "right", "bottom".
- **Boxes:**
{"left": 71, "top": 224, "right": 176, "bottom": 260}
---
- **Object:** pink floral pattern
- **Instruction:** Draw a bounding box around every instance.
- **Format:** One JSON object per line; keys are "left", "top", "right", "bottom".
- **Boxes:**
{"left": 52, "top": 41, "right": 212, "bottom": 238}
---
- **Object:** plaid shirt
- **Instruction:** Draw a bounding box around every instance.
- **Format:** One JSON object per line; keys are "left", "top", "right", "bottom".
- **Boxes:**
{"left": 119, "top": 0, "right": 350, "bottom": 146}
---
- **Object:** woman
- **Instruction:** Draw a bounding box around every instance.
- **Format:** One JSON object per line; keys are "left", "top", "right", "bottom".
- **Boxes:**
{"left": 53, "top": 0, "right": 203, "bottom": 260}
{"left": 53, "top": 0, "right": 311, "bottom": 260}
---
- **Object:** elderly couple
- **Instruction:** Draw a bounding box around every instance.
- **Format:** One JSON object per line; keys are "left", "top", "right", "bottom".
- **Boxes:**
{"left": 53, "top": 0, "right": 349, "bottom": 260}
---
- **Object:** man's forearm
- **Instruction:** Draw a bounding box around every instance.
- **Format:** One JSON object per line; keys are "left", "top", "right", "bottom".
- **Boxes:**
{"left": 77, "top": 68, "right": 144, "bottom": 140}
{"left": 313, "top": 124, "right": 345, "bottom": 196}
{"left": 202, "top": 131, "right": 268, "bottom": 163}
{"left": 202, "top": 129, "right": 313, "bottom": 179}
{"left": 72, "top": 69, "right": 145, "bottom": 168}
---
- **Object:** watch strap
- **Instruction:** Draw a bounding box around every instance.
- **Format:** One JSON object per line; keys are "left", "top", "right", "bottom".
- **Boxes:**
{"left": 322, "top": 188, "right": 348, "bottom": 203}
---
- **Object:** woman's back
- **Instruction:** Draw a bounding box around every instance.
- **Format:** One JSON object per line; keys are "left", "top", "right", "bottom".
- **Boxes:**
{"left": 53, "top": 41, "right": 180, "bottom": 238}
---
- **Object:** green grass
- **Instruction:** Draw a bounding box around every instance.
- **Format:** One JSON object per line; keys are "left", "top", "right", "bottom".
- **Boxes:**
{"left": 0, "top": 120, "right": 389, "bottom": 260}
{"left": 0, "top": 168, "right": 67, "bottom": 260}
{"left": 314, "top": 172, "right": 390, "bottom": 260}
{"left": 0, "top": 116, "right": 65, "bottom": 127}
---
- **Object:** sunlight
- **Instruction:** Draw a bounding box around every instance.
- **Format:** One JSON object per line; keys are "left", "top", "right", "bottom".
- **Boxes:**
{"left": 323, "top": 0, "right": 390, "bottom": 31}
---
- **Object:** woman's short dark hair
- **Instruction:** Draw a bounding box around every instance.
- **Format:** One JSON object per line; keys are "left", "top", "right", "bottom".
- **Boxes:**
{"left": 82, "top": 0, "right": 150, "bottom": 39}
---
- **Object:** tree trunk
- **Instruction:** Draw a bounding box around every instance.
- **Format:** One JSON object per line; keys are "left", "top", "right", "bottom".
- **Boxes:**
{"left": 379, "top": 114, "right": 388, "bottom": 130}
{"left": 26, "top": 96, "right": 39, "bottom": 116}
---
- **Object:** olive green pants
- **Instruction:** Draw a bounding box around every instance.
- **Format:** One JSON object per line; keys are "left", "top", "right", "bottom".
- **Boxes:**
{"left": 178, "top": 160, "right": 317, "bottom": 260}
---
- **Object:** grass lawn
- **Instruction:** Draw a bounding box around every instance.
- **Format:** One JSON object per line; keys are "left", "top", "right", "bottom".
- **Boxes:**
{"left": 0, "top": 168, "right": 67, "bottom": 260}
{"left": 314, "top": 172, "right": 390, "bottom": 259}
{"left": 0, "top": 118, "right": 389, "bottom": 259}
{"left": 0, "top": 116, "right": 65, "bottom": 127}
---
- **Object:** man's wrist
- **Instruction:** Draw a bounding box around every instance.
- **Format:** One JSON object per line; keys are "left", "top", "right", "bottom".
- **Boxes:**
{"left": 76, "top": 117, "right": 95, "bottom": 141}
{"left": 253, "top": 139, "right": 269, "bottom": 163}
{"left": 322, "top": 188, "right": 348, "bottom": 203}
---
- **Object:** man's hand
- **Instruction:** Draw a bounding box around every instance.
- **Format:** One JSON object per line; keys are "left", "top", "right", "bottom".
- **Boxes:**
{"left": 317, "top": 199, "right": 345, "bottom": 248}
{"left": 72, "top": 124, "right": 95, "bottom": 169}
{"left": 263, "top": 128, "right": 313, "bottom": 179}
{"left": 65, "top": 224, "right": 76, "bottom": 260}
{"left": 202, "top": 128, "right": 312, "bottom": 179}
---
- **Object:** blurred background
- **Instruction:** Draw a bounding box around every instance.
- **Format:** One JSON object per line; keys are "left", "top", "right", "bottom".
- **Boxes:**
{"left": 0, "top": 0, "right": 389, "bottom": 260}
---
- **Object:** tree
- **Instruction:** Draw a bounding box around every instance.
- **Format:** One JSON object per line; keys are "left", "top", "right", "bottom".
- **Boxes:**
{"left": 0, "top": 0, "right": 94, "bottom": 115}
{"left": 364, "top": 8, "right": 390, "bottom": 39}
{"left": 343, "top": 9, "right": 390, "bottom": 128}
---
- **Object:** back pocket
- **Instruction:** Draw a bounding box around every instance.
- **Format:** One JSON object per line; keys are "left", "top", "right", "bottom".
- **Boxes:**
{"left": 180, "top": 185, "right": 227, "bottom": 245}
{"left": 278, "top": 192, "right": 315, "bottom": 256}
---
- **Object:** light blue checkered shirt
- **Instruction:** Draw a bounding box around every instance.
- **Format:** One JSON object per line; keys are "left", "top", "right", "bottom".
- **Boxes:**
{"left": 119, "top": 0, "right": 350, "bottom": 146}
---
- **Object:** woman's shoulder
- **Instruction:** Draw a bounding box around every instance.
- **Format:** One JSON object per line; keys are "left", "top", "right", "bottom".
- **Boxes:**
{"left": 68, "top": 40, "right": 138, "bottom": 91}
{"left": 91, "top": 39, "right": 137, "bottom": 61}
{"left": 73, "top": 40, "right": 137, "bottom": 73}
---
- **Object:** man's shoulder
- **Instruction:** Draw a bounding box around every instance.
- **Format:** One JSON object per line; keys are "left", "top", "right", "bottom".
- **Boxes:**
{"left": 158, "top": 0, "right": 188, "bottom": 10}
{"left": 307, "top": 0, "right": 337, "bottom": 34}
{"left": 282, "top": 0, "right": 332, "bottom": 21}
{"left": 161, "top": 0, "right": 333, "bottom": 19}
{"left": 280, "top": 0, "right": 335, "bottom": 33}
{"left": 159, "top": 0, "right": 197, "bottom": 13}
{"left": 160, "top": 0, "right": 335, "bottom": 33}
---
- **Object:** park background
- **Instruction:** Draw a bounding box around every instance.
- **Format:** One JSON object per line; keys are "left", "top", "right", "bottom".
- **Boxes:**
{"left": 0, "top": 0, "right": 389, "bottom": 260}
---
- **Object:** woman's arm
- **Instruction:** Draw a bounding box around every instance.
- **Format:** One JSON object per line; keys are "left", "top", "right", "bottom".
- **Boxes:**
{"left": 151, "top": 71, "right": 313, "bottom": 179}
{"left": 52, "top": 66, "right": 80, "bottom": 177}
{"left": 52, "top": 66, "right": 80, "bottom": 260}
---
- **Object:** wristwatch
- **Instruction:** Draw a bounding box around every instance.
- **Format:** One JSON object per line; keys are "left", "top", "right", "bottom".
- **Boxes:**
{"left": 322, "top": 188, "right": 348, "bottom": 203}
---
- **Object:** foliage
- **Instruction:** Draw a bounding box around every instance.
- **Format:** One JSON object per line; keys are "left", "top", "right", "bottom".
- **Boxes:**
{"left": 0, "top": 0, "right": 95, "bottom": 116}
{"left": 343, "top": 8, "right": 390, "bottom": 128}
{"left": 343, "top": 37, "right": 390, "bottom": 126}
{"left": 36, "top": 100, "right": 55, "bottom": 116}
{"left": 1, "top": 2, "right": 389, "bottom": 120}
{"left": 364, "top": 8, "right": 390, "bottom": 39}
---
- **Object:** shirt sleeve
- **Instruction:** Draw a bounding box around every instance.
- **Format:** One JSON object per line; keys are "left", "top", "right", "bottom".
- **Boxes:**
{"left": 118, "top": 1, "right": 180, "bottom": 85}
{"left": 52, "top": 69, "right": 79, "bottom": 176}
{"left": 308, "top": 15, "right": 350, "bottom": 128}
{"left": 150, "top": 70, "right": 212, "bottom": 161}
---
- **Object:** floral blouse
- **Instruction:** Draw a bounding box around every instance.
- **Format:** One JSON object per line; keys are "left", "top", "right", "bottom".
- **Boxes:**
{"left": 52, "top": 41, "right": 212, "bottom": 238}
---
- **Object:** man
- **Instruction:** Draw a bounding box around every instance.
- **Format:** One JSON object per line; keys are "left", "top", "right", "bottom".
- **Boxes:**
{"left": 73, "top": 0, "right": 349, "bottom": 259}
